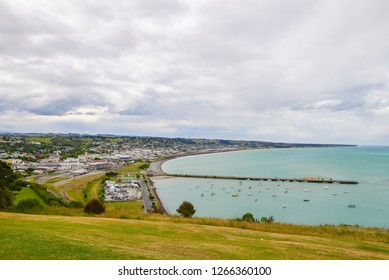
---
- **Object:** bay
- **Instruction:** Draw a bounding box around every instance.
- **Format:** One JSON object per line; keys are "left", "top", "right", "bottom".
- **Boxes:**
{"left": 154, "top": 146, "right": 389, "bottom": 228}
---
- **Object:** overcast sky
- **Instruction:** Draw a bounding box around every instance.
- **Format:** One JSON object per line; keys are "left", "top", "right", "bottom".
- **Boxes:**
{"left": 1, "top": 0, "right": 389, "bottom": 145}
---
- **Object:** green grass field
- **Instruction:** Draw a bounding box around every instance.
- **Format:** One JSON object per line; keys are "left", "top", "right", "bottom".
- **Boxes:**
{"left": 117, "top": 162, "right": 149, "bottom": 173}
{"left": 1, "top": 212, "right": 389, "bottom": 260}
{"left": 13, "top": 187, "right": 47, "bottom": 206}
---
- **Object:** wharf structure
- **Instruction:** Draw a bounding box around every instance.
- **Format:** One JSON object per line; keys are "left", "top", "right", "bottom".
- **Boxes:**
{"left": 162, "top": 173, "right": 359, "bottom": 185}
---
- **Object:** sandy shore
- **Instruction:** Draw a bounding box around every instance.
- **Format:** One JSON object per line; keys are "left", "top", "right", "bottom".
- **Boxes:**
{"left": 148, "top": 159, "right": 169, "bottom": 174}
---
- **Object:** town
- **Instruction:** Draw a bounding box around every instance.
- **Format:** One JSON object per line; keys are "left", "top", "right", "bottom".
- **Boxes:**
{"left": 0, "top": 133, "right": 351, "bottom": 178}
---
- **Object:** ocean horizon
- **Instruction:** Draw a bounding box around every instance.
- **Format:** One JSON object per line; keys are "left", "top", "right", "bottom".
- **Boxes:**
{"left": 154, "top": 146, "right": 389, "bottom": 228}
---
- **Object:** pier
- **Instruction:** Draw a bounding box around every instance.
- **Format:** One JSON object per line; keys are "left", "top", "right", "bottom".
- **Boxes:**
{"left": 162, "top": 173, "right": 359, "bottom": 185}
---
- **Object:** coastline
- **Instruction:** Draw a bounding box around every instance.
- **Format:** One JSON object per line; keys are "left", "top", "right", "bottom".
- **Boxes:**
{"left": 147, "top": 145, "right": 360, "bottom": 175}
{"left": 147, "top": 148, "right": 247, "bottom": 174}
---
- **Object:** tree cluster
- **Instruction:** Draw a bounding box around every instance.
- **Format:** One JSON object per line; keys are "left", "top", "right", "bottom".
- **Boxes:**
{"left": 0, "top": 161, "right": 19, "bottom": 209}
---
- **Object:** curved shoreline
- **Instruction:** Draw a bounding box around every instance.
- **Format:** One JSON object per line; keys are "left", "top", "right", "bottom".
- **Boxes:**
{"left": 148, "top": 148, "right": 248, "bottom": 174}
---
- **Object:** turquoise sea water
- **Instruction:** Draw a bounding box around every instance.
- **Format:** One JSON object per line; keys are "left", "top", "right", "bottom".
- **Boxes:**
{"left": 154, "top": 146, "right": 389, "bottom": 228}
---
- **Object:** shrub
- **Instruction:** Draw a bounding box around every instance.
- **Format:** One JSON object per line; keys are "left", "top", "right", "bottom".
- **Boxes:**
{"left": 67, "top": 201, "right": 84, "bottom": 208}
{"left": 16, "top": 198, "right": 43, "bottom": 213}
{"left": 176, "top": 201, "right": 196, "bottom": 218}
{"left": 84, "top": 198, "right": 106, "bottom": 214}
{"left": 261, "top": 215, "right": 275, "bottom": 223}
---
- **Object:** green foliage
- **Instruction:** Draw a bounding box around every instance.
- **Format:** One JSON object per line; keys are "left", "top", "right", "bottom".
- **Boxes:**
{"left": 261, "top": 215, "right": 275, "bottom": 223}
{"left": 67, "top": 201, "right": 84, "bottom": 208}
{"left": 0, "top": 161, "right": 18, "bottom": 187}
{"left": 0, "top": 161, "right": 18, "bottom": 208}
{"left": 29, "top": 183, "right": 65, "bottom": 206}
{"left": 241, "top": 212, "right": 255, "bottom": 222}
{"left": 15, "top": 198, "right": 44, "bottom": 213}
{"left": 84, "top": 199, "right": 106, "bottom": 214}
{"left": 0, "top": 188, "right": 14, "bottom": 209}
{"left": 105, "top": 171, "right": 118, "bottom": 177}
{"left": 139, "top": 163, "right": 150, "bottom": 170}
{"left": 10, "top": 180, "right": 29, "bottom": 191}
{"left": 176, "top": 201, "right": 196, "bottom": 218}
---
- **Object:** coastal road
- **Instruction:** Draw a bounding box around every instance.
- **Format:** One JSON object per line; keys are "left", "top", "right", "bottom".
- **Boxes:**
{"left": 139, "top": 178, "right": 153, "bottom": 213}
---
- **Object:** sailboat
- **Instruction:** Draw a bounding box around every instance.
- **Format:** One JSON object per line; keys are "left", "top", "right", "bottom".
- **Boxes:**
{"left": 282, "top": 198, "right": 287, "bottom": 208}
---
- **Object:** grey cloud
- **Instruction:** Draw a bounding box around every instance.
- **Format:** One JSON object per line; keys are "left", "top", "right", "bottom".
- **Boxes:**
{"left": 1, "top": 0, "right": 389, "bottom": 144}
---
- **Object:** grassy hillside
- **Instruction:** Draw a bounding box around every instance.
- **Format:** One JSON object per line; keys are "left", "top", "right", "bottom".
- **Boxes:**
{"left": 13, "top": 187, "right": 47, "bottom": 206}
{"left": 1, "top": 212, "right": 389, "bottom": 260}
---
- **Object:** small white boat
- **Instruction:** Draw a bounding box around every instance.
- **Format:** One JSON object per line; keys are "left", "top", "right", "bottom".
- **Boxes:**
{"left": 324, "top": 186, "right": 328, "bottom": 190}
{"left": 247, "top": 193, "right": 253, "bottom": 196}
{"left": 210, "top": 192, "right": 216, "bottom": 196}
{"left": 305, "top": 189, "right": 309, "bottom": 192}
{"left": 232, "top": 193, "right": 239, "bottom": 197}
{"left": 272, "top": 193, "right": 277, "bottom": 197}
{"left": 333, "top": 192, "right": 338, "bottom": 195}
{"left": 282, "top": 203, "right": 287, "bottom": 208}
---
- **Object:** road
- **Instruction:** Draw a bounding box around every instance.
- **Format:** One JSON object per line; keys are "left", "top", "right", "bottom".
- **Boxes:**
{"left": 139, "top": 178, "right": 153, "bottom": 213}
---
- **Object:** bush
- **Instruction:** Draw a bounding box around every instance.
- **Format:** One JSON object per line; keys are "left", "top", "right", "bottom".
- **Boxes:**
{"left": 16, "top": 199, "right": 43, "bottom": 213}
{"left": 176, "top": 201, "right": 196, "bottom": 218}
{"left": 29, "top": 183, "right": 65, "bottom": 206}
{"left": 139, "top": 163, "right": 150, "bottom": 170}
{"left": 261, "top": 215, "right": 275, "bottom": 223}
{"left": 241, "top": 212, "right": 255, "bottom": 222}
{"left": 67, "top": 201, "right": 84, "bottom": 208}
{"left": 84, "top": 198, "right": 106, "bottom": 214}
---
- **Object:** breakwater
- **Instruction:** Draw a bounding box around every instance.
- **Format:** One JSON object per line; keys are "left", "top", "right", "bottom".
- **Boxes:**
{"left": 163, "top": 173, "right": 358, "bottom": 185}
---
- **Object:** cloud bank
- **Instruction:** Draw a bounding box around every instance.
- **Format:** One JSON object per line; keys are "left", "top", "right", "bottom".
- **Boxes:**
{"left": 1, "top": 0, "right": 389, "bottom": 145}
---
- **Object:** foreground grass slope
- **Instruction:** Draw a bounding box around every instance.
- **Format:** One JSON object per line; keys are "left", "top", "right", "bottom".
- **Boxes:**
{"left": 1, "top": 212, "right": 389, "bottom": 260}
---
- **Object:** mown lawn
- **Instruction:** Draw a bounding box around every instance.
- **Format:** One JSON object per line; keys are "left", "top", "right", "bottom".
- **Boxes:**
{"left": 1, "top": 212, "right": 389, "bottom": 260}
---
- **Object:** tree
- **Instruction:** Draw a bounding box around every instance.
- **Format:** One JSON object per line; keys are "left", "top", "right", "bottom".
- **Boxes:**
{"left": 0, "top": 188, "right": 14, "bottom": 209}
{"left": 84, "top": 198, "right": 106, "bottom": 214}
{"left": 176, "top": 201, "right": 196, "bottom": 218}
{"left": 0, "top": 161, "right": 18, "bottom": 209}
{"left": 241, "top": 212, "right": 255, "bottom": 222}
